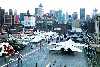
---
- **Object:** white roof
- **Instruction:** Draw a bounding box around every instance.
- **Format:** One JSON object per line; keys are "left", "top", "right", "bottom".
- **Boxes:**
{"left": 45, "top": 31, "right": 57, "bottom": 36}
{"left": 73, "top": 43, "right": 85, "bottom": 47}
{"left": 49, "top": 39, "right": 82, "bottom": 52}
{"left": 77, "top": 38, "right": 82, "bottom": 41}
{"left": 75, "top": 28, "right": 82, "bottom": 32}
{"left": 72, "top": 27, "right": 82, "bottom": 32}
{"left": 30, "top": 36, "right": 43, "bottom": 43}
{"left": 22, "top": 41, "right": 29, "bottom": 45}
{"left": 72, "top": 34, "right": 78, "bottom": 37}
{"left": 49, "top": 46, "right": 63, "bottom": 50}
{"left": 48, "top": 42, "right": 57, "bottom": 46}
{"left": 49, "top": 43, "right": 82, "bottom": 52}
{"left": 1, "top": 42, "right": 9, "bottom": 46}
{"left": 65, "top": 46, "right": 82, "bottom": 52}
{"left": 65, "top": 39, "right": 75, "bottom": 45}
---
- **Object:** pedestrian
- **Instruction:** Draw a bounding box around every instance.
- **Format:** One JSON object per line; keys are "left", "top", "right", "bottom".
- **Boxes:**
{"left": 45, "top": 38, "right": 47, "bottom": 42}
{"left": 53, "top": 60, "right": 56, "bottom": 66}
{"left": 35, "top": 62, "right": 38, "bottom": 67}
{"left": 7, "top": 65, "right": 8, "bottom": 67}
{"left": 17, "top": 54, "right": 23, "bottom": 67}
{"left": 31, "top": 45, "right": 33, "bottom": 49}
{"left": 18, "top": 57, "right": 21, "bottom": 63}
{"left": 64, "top": 65, "right": 67, "bottom": 67}
{"left": 20, "top": 56, "right": 22, "bottom": 64}
{"left": 40, "top": 43, "right": 41, "bottom": 49}
{"left": 17, "top": 57, "right": 21, "bottom": 67}
{"left": 50, "top": 65, "right": 51, "bottom": 67}
{"left": 48, "top": 40, "right": 50, "bottom": 44}
{"left": 52, "top": 38, "right": 53, "bottom": 41}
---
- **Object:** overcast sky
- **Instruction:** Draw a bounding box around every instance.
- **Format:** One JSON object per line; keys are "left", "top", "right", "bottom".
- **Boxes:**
{"left": 0, "top": 0, "right": 100, "bottom": 15}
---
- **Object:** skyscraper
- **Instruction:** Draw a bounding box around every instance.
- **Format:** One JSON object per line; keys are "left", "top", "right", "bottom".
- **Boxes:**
{"left": 95, "top": 14, "right": 100, "bottom": 46}
{"left": 80, "top": 8, "right": 85, "bottom": 20}
{"left": 35, "top": 3, "right": 44, "bottom": 17}
{"left": 62, "top": 13, "right": 65, "bottom": 21}
{"left": 9, "top": 9, "right": 13, "bottom": 15}
{"left": 49, "top": 10, "right": 55, "bottom": 16}
{"left": 86, "top": 15, "right": 91, "bottom": 21}
{"left": 35, "top": 8, "right": 39, "bottom": 16}
{"left": 92, "top": 8, "right": 98, "bottom": 18}
{"left": 58, "top": 10, "right": 62, "bottom": 22}
{"left": 0, "top": 7, "right": 5, "bottom": 33}
{"left": 66, "top": 12, "right": 69, "bottom": 20}
{"left": 14, "top": 9, "right": 17, "bottom": 15}
{"left": 68, "top": 15, "right": 73, "bottom": 23}
{"left": 72, "top": 12, "right": 78, "bottom": 20}
{"left": 20, "top": 13, "right": 26, "bottom": 21}
{"left": 55, "top": 10, "right": 65, "bottom": 23}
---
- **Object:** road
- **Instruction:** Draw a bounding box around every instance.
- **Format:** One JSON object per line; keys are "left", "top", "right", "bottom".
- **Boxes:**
{"left": 0, "top": 42, "right": 88, "bottom": 67}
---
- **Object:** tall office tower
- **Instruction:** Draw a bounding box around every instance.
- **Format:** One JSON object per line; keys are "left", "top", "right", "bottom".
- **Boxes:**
{"left": 0, "top": 7, "right": 5, "bottom": 33}
{"left": 67, "top": 15, "right": 72, "bottom": 30}
{"left": 56, "top": 10, "right": 63, "bottom": 23}
{"left": 9, "top": 9, "right": 13, "bottom": 15}
{"left": 92, "top": 14, "right": 100, "bottom": 52}
{"left": 92, "top": 8, "right": 98, "bottom": 17}
{"left": 62, "top": 13, "right": 65, "bottom": 21}
{"left": 54, "top": 10, "right": 63, "bottom": 19}
{"left": 14, "top": 9, "right": 17, "bottom": 15}
{"left": 54, "top": 11, "right": 58, "bottom": 22}
{"left": 0, "top": 7, "right": 5, "bottom": 25}
{"left": 39, "top": 3, "right": 44, "bottom": 16}
{"left": 66, "top": 12, "right": 69, "bottom": 20}
{"left": 95, "top": 14, "right": 100, "bottom": 44}
{"left": 86, "top": 15, "right": 91, "bottom": 21}
{"left": 35, "top": 8, "right": 39, "bottom": 16}
{"left": 80, "top": 8, "right": 85, "bottom": 20}
{"left": 72, "top": 12, "right": 78, "bottom": 20}
{"left": 35, "top": 3, "right": 44, "bottom": 17}
{"left": 49, "top": 10, "right": 55, "bottom": 16}
{"left": 20, "top": 13, "right": 26, "bottom": 21}
{"left": 68, "top": 15, "right": 73, "bottom": 22}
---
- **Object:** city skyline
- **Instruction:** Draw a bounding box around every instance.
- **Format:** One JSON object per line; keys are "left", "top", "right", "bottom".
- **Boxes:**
{"left": 0, "top": 0, "right": 100, "bottom": 15}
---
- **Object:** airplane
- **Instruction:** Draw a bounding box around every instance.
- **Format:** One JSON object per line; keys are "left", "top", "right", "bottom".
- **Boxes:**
{"left": 48, "top": 39, "right": 86, "bottom": 55}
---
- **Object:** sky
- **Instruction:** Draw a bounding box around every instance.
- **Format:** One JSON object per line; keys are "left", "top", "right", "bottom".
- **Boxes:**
{"left": 0, "top": 0, "right": 100, "bottom": 15}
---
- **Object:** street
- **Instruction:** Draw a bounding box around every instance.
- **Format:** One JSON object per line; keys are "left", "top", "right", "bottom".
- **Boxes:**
{"left": 0, "top": 42, "right": 88, "bottom": 67}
